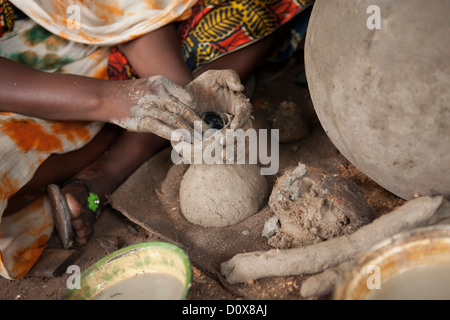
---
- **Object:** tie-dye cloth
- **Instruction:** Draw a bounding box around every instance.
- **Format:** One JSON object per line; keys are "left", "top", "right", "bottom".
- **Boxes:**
{"left": 0, "top": 0, "right": 313, "bottom": 280}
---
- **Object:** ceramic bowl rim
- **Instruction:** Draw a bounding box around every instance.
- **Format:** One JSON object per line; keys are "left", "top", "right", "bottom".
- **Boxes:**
{"left": 64, "top": 241, "right": 192, "bottom": 300}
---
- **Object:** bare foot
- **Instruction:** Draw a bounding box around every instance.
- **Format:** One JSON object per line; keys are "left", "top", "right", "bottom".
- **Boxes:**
{"left": 55, "top": 130, "right": 168, "bottom": 247}
{"left": 61, "top": 181, "right": 99, "bottom": 247}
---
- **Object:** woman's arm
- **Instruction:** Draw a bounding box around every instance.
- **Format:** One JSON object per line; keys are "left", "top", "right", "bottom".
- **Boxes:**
{"left": 0, "top": 57, "right": 110, "bottom": 121}
{"left": 118, "top": 24, "right": 193, "bottom": 86}
{"left": 0, "top": 56, "right": 203, "bottom": 139}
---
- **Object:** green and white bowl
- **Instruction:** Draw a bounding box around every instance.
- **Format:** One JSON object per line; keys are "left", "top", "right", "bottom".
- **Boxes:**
{"left": 65, "top": 242, "right": 192, "bottom": 300}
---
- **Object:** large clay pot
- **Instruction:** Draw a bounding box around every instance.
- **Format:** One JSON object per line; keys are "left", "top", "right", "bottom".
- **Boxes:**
{"left": 305, "top": 0, "right": 450, "bottom": 200}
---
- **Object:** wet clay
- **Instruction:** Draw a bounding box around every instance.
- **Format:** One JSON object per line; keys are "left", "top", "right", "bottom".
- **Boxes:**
{"left": 179, "top": 164, "right": 268, "bottom": 228}
{"left": 268, "top": 163, "right": 376, "bottom": 248}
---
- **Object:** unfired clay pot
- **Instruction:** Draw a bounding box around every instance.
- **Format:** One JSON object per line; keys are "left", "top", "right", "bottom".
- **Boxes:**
{"left": 179, "top": 164, "right": 268, "bottom": 228}
{"left": 305, "top": 0, "right": 450, "bottom": 200}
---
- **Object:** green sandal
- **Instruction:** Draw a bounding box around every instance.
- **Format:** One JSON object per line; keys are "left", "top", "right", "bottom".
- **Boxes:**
{"left": 47, "top": 179, "right": 101, "bottom": 249}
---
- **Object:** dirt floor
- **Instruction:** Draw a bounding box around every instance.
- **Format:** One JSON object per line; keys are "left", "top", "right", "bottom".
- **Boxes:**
{"left": 0, "top": 52, "right": 406, "bottom": 300}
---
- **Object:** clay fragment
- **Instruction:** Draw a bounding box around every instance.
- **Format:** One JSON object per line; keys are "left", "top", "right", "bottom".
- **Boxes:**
{"left": 262, "top": 216, "right": 281, "bottom": 239}
{"left": 268, "top": 163, "right": 376, "bottom": 248}
{"left": 220, "top": 196, "right": 450, "bottom": 284}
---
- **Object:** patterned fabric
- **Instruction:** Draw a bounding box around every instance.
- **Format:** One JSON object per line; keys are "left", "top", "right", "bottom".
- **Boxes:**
{"left": 0, "top": 0, "right": 14, "bottom": 37}
{"left": 177, "top": 0, "right": 314, "bottom": 72}
{"left": 108, "top": 47, "right": 139, "bottom": 80}
{"left": 0, "top": 115, "right": 102, "bottom": 280}
{"left": 108, "top": 0, "right": 314, "bottom": 80}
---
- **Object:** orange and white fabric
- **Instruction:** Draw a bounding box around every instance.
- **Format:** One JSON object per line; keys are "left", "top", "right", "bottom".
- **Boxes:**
{"left": 11, "top": 0, "right": 197, "bottom": 45}
{"left": 0, "top": 116, "right": 102, "bottom": 280}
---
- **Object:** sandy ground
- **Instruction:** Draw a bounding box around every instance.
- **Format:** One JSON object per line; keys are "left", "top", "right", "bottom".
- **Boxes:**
{"left": 0, "top": 53, "right": 405, "bottom": 300}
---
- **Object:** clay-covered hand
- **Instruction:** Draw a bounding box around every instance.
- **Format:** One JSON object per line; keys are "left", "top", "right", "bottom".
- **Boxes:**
{"left": 171, "top": 70, "right": 253, "bottom": 163}
{"left": 108, "top": 75, "right": 203, "bottom": 140}
{"left": 186, "top": 69, "right": 252, "bottom": 130}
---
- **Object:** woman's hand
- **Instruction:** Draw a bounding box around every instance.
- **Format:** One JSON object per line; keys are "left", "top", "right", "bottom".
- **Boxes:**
{"left": 105, "top": 75, "right": 204, "bottom": 140}
{"left": 186, "top": 69, "right": 252, "bottom": 130}
{"left": 103, "top": 70, "right": 254, "bottom": 164}
{"left": 170, "top": 70, "right": 254, "bottom": 164}
{"left": 0, "top": 57, "right": 203, "bottom": 137}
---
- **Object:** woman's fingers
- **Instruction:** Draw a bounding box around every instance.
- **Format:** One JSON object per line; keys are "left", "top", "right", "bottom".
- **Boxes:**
{"left": 229, "top": 92, "right": 252, "bottom": 129}
{"left": 140, "top": 107, "right": 198, "bottom": 135}
{"left": 134, "top": 116, "right": 183, "bottom": 140}
{"left": 212, "top": 69, "right": 245, "bottom": 92}
{"left": 146, "top": 75, "right": 195, "bottom": 107}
